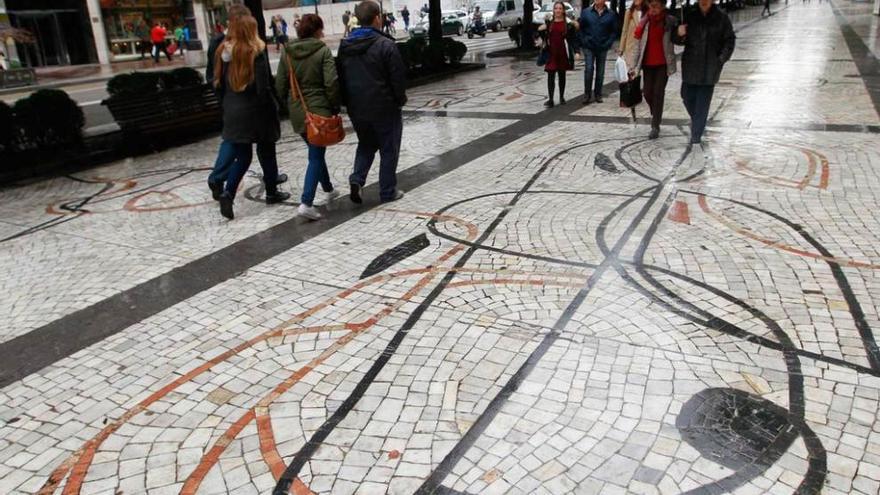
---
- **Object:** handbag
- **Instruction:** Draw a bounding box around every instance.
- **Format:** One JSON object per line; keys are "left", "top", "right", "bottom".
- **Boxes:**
{"left": 619, "top": 75, "right": 643, "bottom": 108}
{"left": 286, "top": 53, "right": 345, "bottom": 147}
{"left": 537, "top": 45, "right": 549, "bottom": 66}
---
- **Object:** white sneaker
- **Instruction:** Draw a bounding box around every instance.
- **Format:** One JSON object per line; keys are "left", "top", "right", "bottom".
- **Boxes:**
{"left": 297, "top": 203, "right": 322, "bottom": 220}
{"left": 318, "top": 189, "right": 341, "bottom": 205}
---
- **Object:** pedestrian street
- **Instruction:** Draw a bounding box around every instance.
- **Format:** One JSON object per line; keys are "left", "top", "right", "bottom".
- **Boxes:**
{"left": 1, "top": 2, "right": 880, "bottom": 494}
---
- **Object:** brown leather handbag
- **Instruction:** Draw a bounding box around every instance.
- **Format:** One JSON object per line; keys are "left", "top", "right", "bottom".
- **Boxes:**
{"left": 286, "top": 53, "right": 345, "bottom": 147}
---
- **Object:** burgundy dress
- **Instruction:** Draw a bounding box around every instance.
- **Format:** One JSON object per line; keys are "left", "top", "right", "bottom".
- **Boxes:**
{"left": 545, "top": 21, "right": 571, "bottom": 72}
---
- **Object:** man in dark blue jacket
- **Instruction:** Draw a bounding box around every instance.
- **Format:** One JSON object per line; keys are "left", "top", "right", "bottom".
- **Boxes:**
{"left": 579, "top": 0, "right": 617, "bottom": 104}
{"left": 337, "top": 0, "right": 408, "bottom": 203}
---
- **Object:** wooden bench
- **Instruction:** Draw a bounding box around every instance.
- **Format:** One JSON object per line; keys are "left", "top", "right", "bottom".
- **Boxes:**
{"left": 0, "top": 68, "right": 37, "bottom": 89}
{"left": 103, "top": 84, "right": 221, "bottom": 141}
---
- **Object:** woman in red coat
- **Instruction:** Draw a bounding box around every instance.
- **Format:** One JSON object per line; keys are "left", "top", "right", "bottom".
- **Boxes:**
{"left": 538, "top": 2, "right": 579, "bottom": 107}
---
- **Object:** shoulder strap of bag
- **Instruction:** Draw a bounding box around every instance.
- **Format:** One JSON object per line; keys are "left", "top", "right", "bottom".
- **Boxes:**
{"left": 285, "top": 52, "right": 311, "bottom": 115}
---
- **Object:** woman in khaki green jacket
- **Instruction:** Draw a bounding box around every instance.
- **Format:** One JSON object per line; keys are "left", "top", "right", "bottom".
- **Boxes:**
{"left": 618, "top": 0, "right": 646, "bottom": 72}
{"left": 275, "top": 14, "right": 342, "bottom": 220}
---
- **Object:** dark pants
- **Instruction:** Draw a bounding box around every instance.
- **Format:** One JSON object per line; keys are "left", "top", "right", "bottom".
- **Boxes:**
{"left": 762, "top": 0, "right": 771, "bottom": 15}
{"left": 300, "top": 134, "right": 333, "bottom": 206}
{"left": 350, "top": 112, "right": 403, "bottom": 201}
{"left": 681, "top": 82, "right": 715, "bottom": 144}
{"left": 583, "top": 48, "right": 608, "bottom": 98}
{"left": 547, "top": 71, "right": 567, "bottom": 102}
{"left": 152, "top": 41, "right": 171, "bottom": 62}
{"left": 642, "top": 66, "right": 669, "bottom": 129}
{"left": 138, "top": 40, "right": 151, "bottom": 59}
{"left": 210, "top": 141, "right": 279, "bottom": 195}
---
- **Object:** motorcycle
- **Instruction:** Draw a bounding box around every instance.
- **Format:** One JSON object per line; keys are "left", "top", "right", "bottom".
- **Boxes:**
{"left": 466, "top": 18, "right": 487, "bottom": 39}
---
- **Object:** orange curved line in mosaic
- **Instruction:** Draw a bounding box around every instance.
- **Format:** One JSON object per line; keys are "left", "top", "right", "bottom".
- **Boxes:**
{"left": 733, "top": 143, "right": 827, "bottom": 191}
{"left": 697, "top": 195, "right": 880, "bottom": 270}
{"left": 224, "top": 243, "right": 471, "bottom": 493}
{"left": 38, "top": 211, "right": 478, "bottom": 495}
{"left": 252, "top": 268, "right": 593, "bottom": 492}
{"left": 123, "top": 190, "right": 213, "bottom": 213}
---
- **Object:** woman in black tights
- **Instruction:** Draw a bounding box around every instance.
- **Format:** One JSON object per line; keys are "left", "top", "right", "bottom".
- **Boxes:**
{"left": 538, "top": 2, "right": 579, "bottom": 107}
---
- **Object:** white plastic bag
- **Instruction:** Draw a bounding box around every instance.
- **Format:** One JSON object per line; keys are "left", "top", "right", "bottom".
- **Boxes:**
{"left": 615, "top": 56, "right": 629, "bottom": 83}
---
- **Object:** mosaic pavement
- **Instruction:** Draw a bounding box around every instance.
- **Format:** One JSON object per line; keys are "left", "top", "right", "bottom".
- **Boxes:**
{"left": 2, "top": 2, "right": 880, "bottom": 494}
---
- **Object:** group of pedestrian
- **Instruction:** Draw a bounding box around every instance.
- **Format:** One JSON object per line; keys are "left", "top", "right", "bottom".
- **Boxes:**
{"left": 270, "top": 15, "right": 289, "bottom": 51}
{"left": 541, "top": 0, "right": 735, "bottom": 145}
{"left": 207, "top": 1, "right": 406, "bottom": 220}
{"left": 136, "top": 20, "right": 189, "bottom": 64}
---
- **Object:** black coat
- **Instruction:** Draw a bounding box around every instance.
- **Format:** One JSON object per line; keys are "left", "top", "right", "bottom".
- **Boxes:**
{"left": 674, "top": 5, "right": 736, "bottom": 86}
{"left": 216, "top": 51, "right": 281, "bottom": 144}
{"left": 337, "top": 28, "right": 407, "bottom": 121}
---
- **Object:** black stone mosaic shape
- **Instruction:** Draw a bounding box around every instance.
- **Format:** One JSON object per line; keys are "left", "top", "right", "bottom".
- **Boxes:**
{"left": 360, "top": 233, "right": 431, "bottom": 280}
{"left": 676, "top": 388, "right": 798, "bottom": 472}
{"left": 594, "top": 152, "right": 623, "bottom": 174}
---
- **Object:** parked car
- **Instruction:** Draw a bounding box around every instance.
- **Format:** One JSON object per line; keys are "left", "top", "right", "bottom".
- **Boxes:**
{"left": 532, "top": 1, "right": 575, "bottom": 25}
{"left": 410, "top": 10, "right": 467, "bottom": 37}
{"left": 473, "top": 0, "right": 524, "bottom": 32}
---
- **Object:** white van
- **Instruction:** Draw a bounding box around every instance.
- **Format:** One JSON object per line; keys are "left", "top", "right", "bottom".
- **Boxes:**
{"left": 472, "top": 0, "right": 524, "bottom": 32}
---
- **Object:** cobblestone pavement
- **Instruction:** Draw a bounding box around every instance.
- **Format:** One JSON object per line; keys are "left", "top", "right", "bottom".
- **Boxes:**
{"left": 2, "top": 2, "right": 880, "bottom": 494}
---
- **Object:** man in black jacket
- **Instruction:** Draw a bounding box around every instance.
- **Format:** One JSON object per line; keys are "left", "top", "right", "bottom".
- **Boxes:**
{"left": 205, "top": 3, "right": 288, "bottom": 203}
{"left": 337, "top": 0, "right": 408, "bottom": 203}
{"left": 674, "top": 0, "right": 735, "bottom": 145}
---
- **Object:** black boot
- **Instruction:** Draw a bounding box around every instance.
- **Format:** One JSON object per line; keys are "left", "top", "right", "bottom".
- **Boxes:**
{"left": 265, "top": 191, "right": 291, "bottom": 205}
{"left": 219, "top": 192, "right": 234, "bottom": 219}
{"left": 208, "top": 180, "right": 223, "bottom": 201}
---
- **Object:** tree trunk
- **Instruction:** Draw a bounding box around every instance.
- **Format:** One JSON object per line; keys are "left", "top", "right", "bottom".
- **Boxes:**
{"left": 244, "top": 0, "right": 266, "bottom": 43}
{"left": 521, "top": 0, "right": 535, "bottom": 49}
{"left": 428, "top": 0, "right": 442, "bottom": 45}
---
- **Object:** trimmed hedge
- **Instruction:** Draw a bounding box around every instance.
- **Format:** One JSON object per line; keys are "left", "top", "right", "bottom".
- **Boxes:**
{"left": 1, "top": 89, "right": 85, "bottom": 168}
{"left": 13, "top": 89, "right": 85, "bottom": 150}
{"left": 397, "top": 38, "right": 468, "bottom": 71}
{"left": 106, "top": 67, "right": 203, "bottom": 98}
{"left": 0, "top": 101, "right": 12, "bottom": 154}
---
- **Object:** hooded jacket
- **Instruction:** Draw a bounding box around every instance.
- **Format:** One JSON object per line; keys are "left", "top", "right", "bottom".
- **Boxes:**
{"left": 673, "top": 4, "right": 735, "bottom": 85}
{"left": 337, "top": 27, "right": 407, "bottom": 120}
{"left": 275, "top": 38, "right": 341, "bottom": 135}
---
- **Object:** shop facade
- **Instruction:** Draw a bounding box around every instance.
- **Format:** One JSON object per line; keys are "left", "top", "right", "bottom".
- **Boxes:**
{"left": 3, "top": 0, "right": 220, "bottom": 67}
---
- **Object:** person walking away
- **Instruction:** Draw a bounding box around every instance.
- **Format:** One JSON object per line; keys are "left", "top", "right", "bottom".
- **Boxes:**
{"left": 761, "top": 0, "right": 772, "bottom": 16}
{"left": 213, "top": 15, "right": 287, "bottom": 219}
{"left": 271, "top": 16, "right": 281, "bottom": 50}
{"left": 150, "top": 22, "right": 172, "bottom": 63}
{"left": 632, "top": 0, "right": 677, "bottom": 139}
{"left": 674, "top": 0, "right": 735, "bottom": 146}
{"left": 402, "top": 6, "right": 411, "bottom": 31}
{"left": 205, "top": 4, "right": 289, "bottom": 207}
{"left": 538, "top": 2, "right": 579, "bottom": 107}
{"left": 276, "top": 14, "right": 342, "bottom": 220}
{"left": 174, "top": 24, "right": 188, "bottom": 55}
{"left": 618, "top": 0, "right": 645, "bottom": 74}
{"left": 347, "top": 13, "right": 360, "bottom": 33}
{"left": 579, "top": 0, "right": 617, "bottom": 104}
{"left": 343, "top": 11, "right": 351, "bottom": 37}
{"left": 337, "top": 0, "right": 407, "bottom": 204}
{"left": 135, "top": 20, "right": 151, "bottom": 59}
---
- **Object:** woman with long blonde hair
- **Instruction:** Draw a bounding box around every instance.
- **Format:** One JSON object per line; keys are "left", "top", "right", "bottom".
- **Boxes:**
{"left": 213, "top": 14, "right": 285, "bottom": 219}
{"left": 619, "top": 0, "right": 647, "bottom": 73}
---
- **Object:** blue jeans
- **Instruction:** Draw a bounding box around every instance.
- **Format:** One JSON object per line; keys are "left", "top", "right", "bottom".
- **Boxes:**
{"left": 350, "top": 113, "right": 403, "bottom": 201}
{"left": 681, "top": 83, "right": 715, "bottom": 144}
{"left": 583, "top": 48, "right": 608, "bottom": 98}
{"left": 300, "top": 134, "right": 333, "bottom": 206}
{"left": 222, "top": 143, "right": 254, "bottom": 197}
{"left": 209, "top": 141, "right": 279, "bottom": 193}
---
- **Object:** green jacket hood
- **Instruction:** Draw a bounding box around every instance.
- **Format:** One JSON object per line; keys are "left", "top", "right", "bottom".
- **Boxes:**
{"left": 288, "top": 38, "right": 326, "bottom": 60}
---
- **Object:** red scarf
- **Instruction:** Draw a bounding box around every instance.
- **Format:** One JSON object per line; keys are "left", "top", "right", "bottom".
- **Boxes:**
{"left": 634, "top": 10, "right": 665, "bottom": 40}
